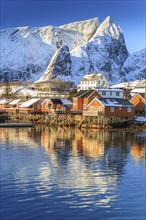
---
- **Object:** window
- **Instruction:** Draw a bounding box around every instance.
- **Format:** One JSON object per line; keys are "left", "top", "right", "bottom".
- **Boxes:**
{"left": 116, "top": 92, "right": 120, "bottom": 96}
{"left": 90, "top": 106, "right": 94, "bottom": 111}
{"left": 46, "top": 103, "right": 48, "bottom": 108}
{"left": 83, "top": 104, "right": 86, "bottom": 109}
{"left": 110, "top": 107, "right": 114, "bottom": 112}
{"left": 99, "top": 106, "right": 102, "bottom": 111}
{"left": 119, "top": 107, "right": 122, "bottom": 110}
{"left": 127, "top": 107, "right": 131, "bottom": 112}
{"left": 38, "top": 104, "right": 41, "bottom": 109}
{"left": 102, "top": 91, "right": 106, "bottom": 96}
{"left": 98, "top": 80, "right": 100, "bottom": 84}
{"left": 110, "top": 91, "right": 112, "bottom": 96}
{"left": 101, "top": 75, "right": 103, "bottom": 79}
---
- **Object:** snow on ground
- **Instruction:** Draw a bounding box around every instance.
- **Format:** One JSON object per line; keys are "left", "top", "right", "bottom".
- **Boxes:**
{"left": 135, "top": 116, "right": 146, "bottom": 122}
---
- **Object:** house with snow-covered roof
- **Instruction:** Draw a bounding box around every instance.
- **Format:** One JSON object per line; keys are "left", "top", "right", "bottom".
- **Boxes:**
{"left": 77, "top": 73, "right": 109, "bottom": 91}
{"left": 130, "top": 93, "right": 145, "bottom": 115}
{"left": 84, "top": 98, "right": 135, "bottom": 117}
{"left": 5, "top": 99, "right": 21, "bottom": 113}
{"left": 19, "top": 98, "right": 43, "bottom": 113}
{"left": 0, "top": 99, "right": 10, "bottom": 112}
{"left": 42, "top": 98, "right": 73, "bottom": 114}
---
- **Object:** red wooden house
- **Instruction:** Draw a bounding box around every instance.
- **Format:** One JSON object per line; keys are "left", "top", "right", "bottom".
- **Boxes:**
{"left": 5, "top": 99, "right": 21, "bottom": 113}
{"left": 130, "top": 93, "right": 145, "bottom": 115}
{"left": 19, "top": 98, "right": 43, "bottom": 113}
{"left": 85, "top": 98, "right": 135, "bottom": 117}
{"left": 73, "top": 90, "right": 101, "bottom": 112}
{"left": 42, "top": 99, "right": 73, "bottom": 114}
{"left": 0, "top": 100, "right": 10, "bottom": 113}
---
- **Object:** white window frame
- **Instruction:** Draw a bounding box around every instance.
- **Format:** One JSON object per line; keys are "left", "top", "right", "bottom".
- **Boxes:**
{"left": 110, "top": 107, "right": 114, "bottom": 112}
{"left": 102, "top": 91, "right": 106, "bottom": 96}
{"left": 83, "top": 104, "right": 86, "bottom": 110}
{"left": 98, "top": 106, "right": 102, "bottom": 111}
{"left": 127, "top": 107, "right": 131, "bottom": 112}
{"left": 90, "top": 106, "right": 94, "bottom": 111}
{"left": 116, "top": 91, "right": 120, "bottom": 96}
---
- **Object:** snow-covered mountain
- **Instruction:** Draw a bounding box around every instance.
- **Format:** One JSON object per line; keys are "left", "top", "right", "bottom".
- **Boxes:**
{"left": 0, "top": 16, "right": 145, "bottom": 84}
{"left": 70, "top": 16, "right": 129, "bottom": 83}
{"left": 120, "top": 49, "right": 146, "bottom": 82}
{"left": 38, "top": 45, "right": 72, "bottom": 82}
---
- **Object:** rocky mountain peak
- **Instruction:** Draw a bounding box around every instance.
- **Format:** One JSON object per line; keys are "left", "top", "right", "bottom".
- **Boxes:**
{"left": 92, "top": 16, "right": 124, "bottom": 43}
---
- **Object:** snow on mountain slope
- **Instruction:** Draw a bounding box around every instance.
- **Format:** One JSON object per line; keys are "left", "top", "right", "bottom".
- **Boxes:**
{"left": 0, "top": 16, "right": 145, "bottom": 84}
{"left": 37, "top": 45, "right": 72, "bottom": 82}
{"left": 0, "top": 18, "right": 99, "bottom": 82}
{"left": 91, "top": 16, "right": 124, "bottom": 42}
{"left": 60, "top": 18, "right": 99, "bottom": 43}
{"left": 120, "top": 49, "right": 146, "bottom": 81}
{"left": 70, "top": 16, "right": 129, "bottom": 84}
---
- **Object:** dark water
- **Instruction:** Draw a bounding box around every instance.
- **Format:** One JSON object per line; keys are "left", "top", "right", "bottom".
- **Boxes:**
{"left": 0, "top": 127, "right": 146, "bottom": 220}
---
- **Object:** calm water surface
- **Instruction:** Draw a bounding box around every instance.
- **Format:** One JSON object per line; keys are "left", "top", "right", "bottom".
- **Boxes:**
{"left": 0, "top": 127, "right": 146, "bottom": 220}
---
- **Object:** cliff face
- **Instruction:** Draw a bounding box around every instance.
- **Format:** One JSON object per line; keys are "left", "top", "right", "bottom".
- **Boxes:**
{"left": 38, "top": 45, "right": 72, "bottom": 82}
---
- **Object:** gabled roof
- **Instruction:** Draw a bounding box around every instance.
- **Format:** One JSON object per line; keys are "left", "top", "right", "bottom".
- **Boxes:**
{"left": 50, "top": 99, "right": 63, "bottom": 104}
{"left": 9, "top": 99, "right": 21, "bottom": 105}
{"left": 42, "top": 98, "right": 72, "bottom": 105}
{"left": 82, "top": 90, "right": 99, "bottom": 98}
{"left": 80, "top": 73, "right": 105, "bottom": 81}
{"left": 87, "top": 98, "right": 103, "bottom": 107}
{"left": 60, "top": 99, "right": 73, "bottom": 105}
{"left": 74, "top": 90, "right": 99, "bottom": 98}
{"left": 130, "top": 88, "right": 145, "bottom": 94}
{"left": 0, "top": 99, "right": 10, "bottom": 104}
{"left": 74, "top": 90, "right": 89, "bottom": 98}
{"left": 130, "top": 93, "right": 145, "bottom": 101}
{"left": 98, "top": 98, "right": 134, "bottom": 107}
{"left": 97, "top": 88, "right": 123, "bottom": 92}
{"left": 20, "top": 98, "right": 41, "bottom": 108}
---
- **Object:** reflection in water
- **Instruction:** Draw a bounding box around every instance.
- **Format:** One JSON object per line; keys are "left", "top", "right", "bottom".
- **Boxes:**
{"left": 0, "top": 127, "right": 145, "bottom": 219}
{"left": 39, "top": 127, "right": 146, "bottom": 207}
{"left": 131, "top": 144, "right": 145, "bottom": 162}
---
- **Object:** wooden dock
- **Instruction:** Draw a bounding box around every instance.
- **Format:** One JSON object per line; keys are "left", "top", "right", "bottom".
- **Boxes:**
{"left": 1, "top": 112, "right": 134, "bottom": 129}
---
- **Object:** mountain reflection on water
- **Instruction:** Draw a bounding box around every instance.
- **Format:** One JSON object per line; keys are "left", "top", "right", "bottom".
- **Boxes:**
{"left": 0, "top": 127, "right": 145, "bottom": 220}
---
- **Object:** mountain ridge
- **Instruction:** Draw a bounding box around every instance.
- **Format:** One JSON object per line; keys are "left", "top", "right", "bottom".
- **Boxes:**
{"left": 0, "top": 16, "right": 145, "bottom": 84}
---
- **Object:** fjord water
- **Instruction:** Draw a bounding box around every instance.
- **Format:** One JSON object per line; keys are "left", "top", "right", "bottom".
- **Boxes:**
{"left": 0, "top": 127, "right": 145, "bottom": 220}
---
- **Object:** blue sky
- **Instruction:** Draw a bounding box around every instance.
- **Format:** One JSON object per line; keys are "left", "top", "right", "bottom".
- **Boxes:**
{"left": 1, "top": 0, "right": 145, "bottom": 53}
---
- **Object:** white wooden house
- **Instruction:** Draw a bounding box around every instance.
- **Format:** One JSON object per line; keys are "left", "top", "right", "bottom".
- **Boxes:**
{"left": 77, "top": 73, "right": 109, "bottom": 91}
